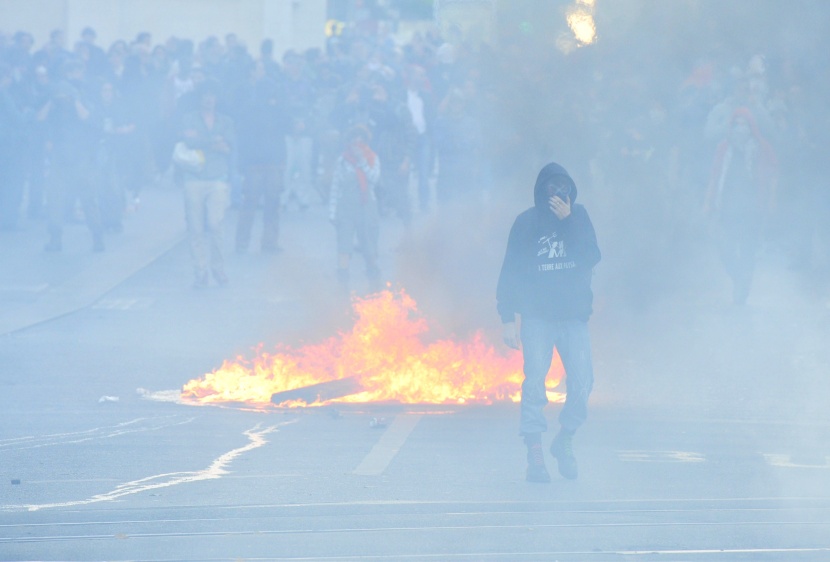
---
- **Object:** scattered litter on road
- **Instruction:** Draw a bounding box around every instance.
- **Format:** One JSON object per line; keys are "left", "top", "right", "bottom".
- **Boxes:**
{"left": 369, "top": 417, "right": 388, "bottom": 429}
{"left": 137, "top": 388, "right": 183, "bottom": 403}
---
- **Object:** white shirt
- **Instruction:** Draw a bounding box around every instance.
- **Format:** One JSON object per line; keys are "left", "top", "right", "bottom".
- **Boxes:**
{"left": 407, "top": 89, "right": 427, "bottom": 135}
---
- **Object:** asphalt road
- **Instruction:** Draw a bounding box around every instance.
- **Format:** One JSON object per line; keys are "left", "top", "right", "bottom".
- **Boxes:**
{"left": 1, "top": 191, "right": 829, "bottom": 561}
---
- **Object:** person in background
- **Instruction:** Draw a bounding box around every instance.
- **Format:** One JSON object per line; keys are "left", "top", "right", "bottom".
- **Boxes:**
{"left": 0, "top": 62, "right": 29, "bottom": 230}
{"left": 433, "top": 87, "right": 480, "bottom": 205}
{"left": 179, "top": 81, "right": 235, "bottom": 288}
{"left": 95, "top": 80, "right": 137, "bottom": 233}
{"left": 368, "top": 80, "right": 415, "bottom": 225}
{"left": 281, "top": 50, "right": 316, "bottom": 211}
{"left": 79, "top": 27, "right": 108, "bottom": 78}
{"left": 33, "top": 29, "right": 72, "bottom": 79}
{"left": 404, "top": 64, "right": 435, "bottom": 213}
{"left": 329, "top": 124, "right": 381, "bottom": 293}
{"left": 704, "top": 107, "right": 778, "bottom": 305}
{"left": 235, "top": 63, "right": 290, "bottom": 254}
{"left": 38, "top": 59, "right": 104, "bottom": 252}
{"left": 497, "top": 162, "right": 601, "bottom": 483}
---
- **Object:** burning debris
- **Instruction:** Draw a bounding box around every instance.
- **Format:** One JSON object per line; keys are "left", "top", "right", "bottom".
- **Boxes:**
{"left": 181, "top": 289, "right": 564, "bottom": 408}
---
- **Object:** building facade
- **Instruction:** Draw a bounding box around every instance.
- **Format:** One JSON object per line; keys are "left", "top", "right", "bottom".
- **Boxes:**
{"left": 0, "top": 0, "right": 327, "bottom": 56}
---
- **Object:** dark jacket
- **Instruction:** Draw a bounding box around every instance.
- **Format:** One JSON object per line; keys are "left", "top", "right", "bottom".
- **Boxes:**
{"left": 236, "top": 77, "right": 290, "bottom": 168}
{"left": 496, "top": 162, "right": 601, "bottom": 323}
{"left": 180, "top": 110, "right": 235, "bottom": 182}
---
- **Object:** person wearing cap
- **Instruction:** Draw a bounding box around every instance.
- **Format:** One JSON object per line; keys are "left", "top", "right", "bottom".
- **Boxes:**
{"left": 496, "top": 162, "right": 601, "bottom": 483}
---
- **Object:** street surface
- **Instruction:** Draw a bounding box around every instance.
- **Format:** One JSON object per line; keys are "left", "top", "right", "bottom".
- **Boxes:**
{"left": 1, "top": 183, "right": 829, "bottom": 561}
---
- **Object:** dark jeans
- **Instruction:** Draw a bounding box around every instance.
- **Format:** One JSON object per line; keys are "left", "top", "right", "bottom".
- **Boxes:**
{"left": 236, "top": 164, "right": 283, "bottom": 252}
{"left": 46, "top": 155, "right": 103, "bottom": 241}
{"left": 717, "top": 221, "right": 760, "bottom": 304}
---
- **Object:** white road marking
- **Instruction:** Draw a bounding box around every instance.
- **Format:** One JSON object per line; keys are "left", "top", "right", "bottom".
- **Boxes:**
{"left": 353, "top": 414, "right": 422, "bottom": 476}
{"left": 621, "top": 548, "right": 830, "bottom": 556}
{"left": 617, "top": 450, "right": 706, "bottom": 463}
{"left": 92, "top": 297, "right": 155, "bottom": 310}
{"left": 763, "top": 454, "right": 830, "bottom": 469}
{"left": 1, "top": 421, "right": 296, "bottom": 512}
{"left": 2, "top": 522, "right": 828, "bottom": 544}
{"left": 0, "top": 416, "right": 195, "bottom": 451}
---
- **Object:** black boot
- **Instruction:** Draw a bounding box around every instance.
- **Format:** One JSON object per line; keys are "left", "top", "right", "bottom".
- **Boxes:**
{"left": 524, "top": 434, "right": 551, "bottom": 483}
{"left": 550, "top": 429, "right": 578, "bottom": 480}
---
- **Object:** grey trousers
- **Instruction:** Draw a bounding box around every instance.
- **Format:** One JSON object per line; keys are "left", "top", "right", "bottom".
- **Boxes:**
{"left": 184, "top": 179, "right": 229, "bottom": 277}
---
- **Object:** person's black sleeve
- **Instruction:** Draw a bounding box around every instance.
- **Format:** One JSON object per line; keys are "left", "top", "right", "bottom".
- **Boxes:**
{"left": 496, "top": 218, "right": 522, "bottom": 324}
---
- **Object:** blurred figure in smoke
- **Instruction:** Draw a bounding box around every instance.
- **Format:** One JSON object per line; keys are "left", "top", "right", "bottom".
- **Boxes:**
{"left": 497, "top": 163, "right": 601, "bottom": 483}
{"left": 404, "top": 65, "right": 435, "bottom": 213}
{"left": 234, "top": 62, "right": 289, "bottom": 254}
{"left": 79, "top": 27, "right": 108, "bottom": 79}
{"left": 0, "top": 62, "right": 29, "bottom": 230}
{"left": 95, "top": 80, "right": 137, "bottom": 233}
{"left": 328, "top": 124, "right": 381, "bottom": 293}
{"left": 179, "top": 81, "right": 235, "bottom": 288}
{"left": 38, "top": 59, "right": 104, "bottom": 252}
{"left": 368, "top": 80, "right": 415, "bottom": 225}
{"left": 280, "top": 50, "right": 316, "bottom": 211}
{"left": 705, "top": 107, "right": 777, "bottom": 306}
{"left": 433, "top": 87, "right": 481, "bottom": 205}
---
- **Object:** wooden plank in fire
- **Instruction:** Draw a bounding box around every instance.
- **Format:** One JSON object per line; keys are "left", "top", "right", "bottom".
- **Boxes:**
{"left": 271, "top": 376, "right": 364, "bottom": 405}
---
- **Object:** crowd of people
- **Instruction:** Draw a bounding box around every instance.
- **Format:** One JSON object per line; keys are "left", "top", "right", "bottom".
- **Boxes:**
{"left": 0, "top": 16, "right": 827, "bottom": 300}
{"left": 0, "top": 23, "right": 492, "bottom": 290}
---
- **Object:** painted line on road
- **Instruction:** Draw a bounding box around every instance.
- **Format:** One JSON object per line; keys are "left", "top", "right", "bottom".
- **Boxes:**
{"left": 622, "top": 547, "right": 830, "bottom": 556}
{"left": 763, "top": 454, "right": 830, "bottom": 469}
{"left": 0, "top": 416, "right": 195, "bottom": 451}
{"left": 1, "top": 420, "right": 297, "bottom": 512}
{"left": 92, "top": 297, "right": 155, "bottom": 310}
{"left": 617, "top": 450, "right": 706, "bottom": 463}
{"left": 4, "top": 504, "right": 830, "bottom": 531}
{"left": 2, "top": 520, "right": 829, "bottom": 544}
{"left": 353, "top": 414, "right": 422, "bottom": 476}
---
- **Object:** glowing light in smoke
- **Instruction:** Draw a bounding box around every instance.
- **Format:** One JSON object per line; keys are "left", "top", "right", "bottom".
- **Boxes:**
{"left": 558, "top": 0, "right": 597, "bottom": 53}
{"left": 567, "top": 6, "right": 597, "bottom": 46}
{"left": 181, "top": 289, "right": 565, "bottom": 408}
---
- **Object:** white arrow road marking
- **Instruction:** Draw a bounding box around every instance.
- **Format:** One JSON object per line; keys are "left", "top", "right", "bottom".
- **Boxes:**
{"left": 2, "top": 420, "right": 296, "bottom": 512}
{"left": 353, "top": 415, "right": 423, "bottom": 476}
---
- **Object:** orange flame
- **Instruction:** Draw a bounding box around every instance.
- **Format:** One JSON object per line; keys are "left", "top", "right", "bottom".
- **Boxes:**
{"left": 181, "top": 289, "right": 564, "bottom": 408}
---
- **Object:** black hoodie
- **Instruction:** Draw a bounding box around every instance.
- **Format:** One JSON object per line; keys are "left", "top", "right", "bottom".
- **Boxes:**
{"left": 496, "top": 162, "right": 601, "bottom": 323}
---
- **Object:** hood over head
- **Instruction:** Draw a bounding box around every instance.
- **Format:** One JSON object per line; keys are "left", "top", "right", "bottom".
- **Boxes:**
{"left": 533, "top": 162, "right": 577, "bottom": 211}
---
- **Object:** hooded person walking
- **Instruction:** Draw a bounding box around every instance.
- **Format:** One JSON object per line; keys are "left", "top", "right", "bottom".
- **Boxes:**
{"left": 497, "top": 162, "right": 601, "bottom": 483}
